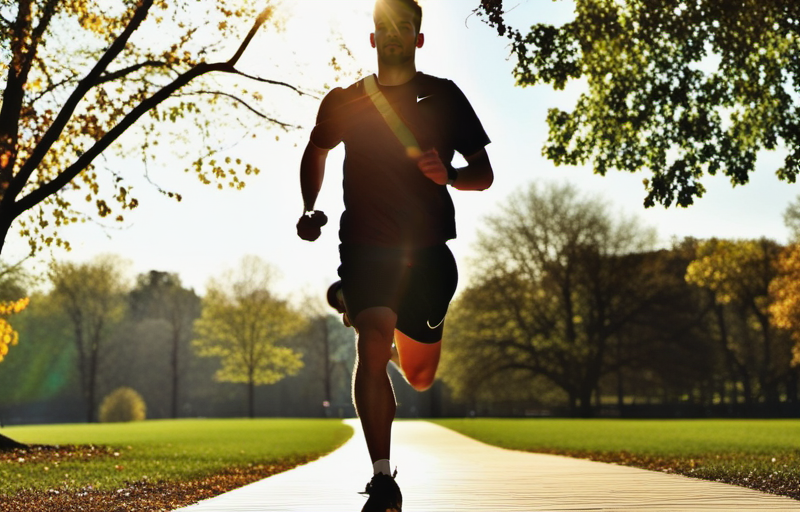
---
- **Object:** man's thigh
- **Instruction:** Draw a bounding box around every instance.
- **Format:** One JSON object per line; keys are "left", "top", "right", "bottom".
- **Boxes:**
{"left": 396, "top": 244, "right": 458, "bottom": 343}
{"left": 338, "top": 245, "right": 409, "bottom": 323}
{"left": 338, "top": 244, "right": 458, "bottom": 343}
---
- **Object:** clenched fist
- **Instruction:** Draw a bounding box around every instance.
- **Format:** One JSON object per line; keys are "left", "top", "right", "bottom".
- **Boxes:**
{"left": 296, "top": 210, "right": 328, "bottom": 241}
{"left": 416, "top": 148, "right": 450, "bottom": 186}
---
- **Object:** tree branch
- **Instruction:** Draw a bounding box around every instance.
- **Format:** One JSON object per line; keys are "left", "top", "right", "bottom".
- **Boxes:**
{"left": 28, "top": 0, "right": 60, "bottom": 64}
{"left": 0, "top": 0, "right": 34, "bottom": 186}
{"left": 28, "top": 71, "right": 80, "bottom": 105}
{"left": 227, "top": 7, "right": 272, "bottom": 68}
{"left": 96, "top": 60, "right": 170, "bottom": 86}
{"left": 6, "top": 0, "right": 156, "bottom": 206}
{"left": 233, "top": 70, "right": 319, "bottom": 99}
{"left": 13, "top": 61, "right": 223, "bottom": 216}
{"left": 13, "top": 7, "right": 278, "bottom": 218}
{"left": 185, "top": 90, "right": 298, "bottom": 129}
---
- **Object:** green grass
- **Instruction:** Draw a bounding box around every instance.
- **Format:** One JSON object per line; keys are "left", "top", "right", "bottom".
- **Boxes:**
{"left": 432, "top": 418, "right": 800, "bottom": 455}
{"left": 0, "top": 419, "right": 352, "bottom": 495}
{"left": 432, "top": 418, "right": 800, "bottom": 499}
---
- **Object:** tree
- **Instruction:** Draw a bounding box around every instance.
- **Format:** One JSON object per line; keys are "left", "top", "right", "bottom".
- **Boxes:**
{"left": 686, "top": 238, "right": 793, "bottom": 405}
{"left": 771, "top": 197, "right": 800, "bottom": 368}
{"left": 49, "top": 255, "right": 128, "bottom": 422}
{"left": 292, "top": 311, "right": 356, "bottom": 417}
{"left": 0, "top": 262, "right": 29, "bottom": 449}
{"left": 193, "top": 255, "right": 305, "bottom": 418}
{"left": 128, "top": 271, "right": 200, "bottom": 418}
{"left": 0, "top": 0, "right": 311, "bottom": 255}
{"left": 475, "top": 0, "right": 800, "bottom": 207}
{"left": 769, "top": 243, "right": 800, "bottom": 367}
{"left": 440, "top": 182, "right": 660, "bottom": 416}
{"left": 783, "top": 194, "right": 800, "bottom": 242}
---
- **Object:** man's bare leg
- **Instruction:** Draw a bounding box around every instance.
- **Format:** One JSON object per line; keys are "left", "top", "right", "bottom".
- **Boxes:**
{"left": 394, "top": 330, "right": 441, "bottom": 391}
{"left": 352, "top": 306, "right": 398, "bottom": 464}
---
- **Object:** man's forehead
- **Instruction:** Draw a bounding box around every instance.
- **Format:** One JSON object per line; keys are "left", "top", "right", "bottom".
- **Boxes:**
{"left": 374, "top": 2, "right": 416, "bottom": 24}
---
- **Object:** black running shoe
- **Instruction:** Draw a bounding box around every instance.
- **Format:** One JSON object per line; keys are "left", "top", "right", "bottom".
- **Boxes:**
{"left": 360, "top": 471, "right": 402, "bottom": 512}
{"left": 326, "top": 280, "right": 351, "bottom": 327}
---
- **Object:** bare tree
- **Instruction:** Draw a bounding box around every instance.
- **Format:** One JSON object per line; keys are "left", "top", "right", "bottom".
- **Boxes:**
{"left": 49, "top": 255, "right": 129, "bottom": 422}
{"left": 441, "top": 182, "right": 661, "bottom": 416}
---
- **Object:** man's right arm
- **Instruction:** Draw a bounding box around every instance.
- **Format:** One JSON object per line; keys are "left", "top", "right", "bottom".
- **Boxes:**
{"left": 296, "top": 88, "right": 342, "bottom": 241}
{"left": 300, "top": 140, "right": 330, "bottom": 214}
{"left": 295, "top": 141, "right": 331, "bottom": 242}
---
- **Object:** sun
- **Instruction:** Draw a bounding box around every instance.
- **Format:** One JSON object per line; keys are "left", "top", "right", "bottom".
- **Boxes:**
{"left": 273, "top": 0, "right": 376, "bottom": 79}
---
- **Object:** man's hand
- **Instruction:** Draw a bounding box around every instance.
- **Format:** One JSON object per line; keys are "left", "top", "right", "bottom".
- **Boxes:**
{"left": 296, "top": 210, "right": 328, "bottom": 241}
{"left": 416, "top": 148, "right": 449, "bottom": 186}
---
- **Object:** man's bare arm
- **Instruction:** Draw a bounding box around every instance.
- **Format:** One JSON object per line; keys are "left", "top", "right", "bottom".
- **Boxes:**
{"left": 416, "top": 147, "right": 494, "bottom": 191}
{"left": 297, "top": 141, "right": 330, "bottom": 241}
{"left": 300, "top": 141, "right": 330, "bottom": 212}
{"left": 451, "top": 148, "right": 493, "bottom": 191}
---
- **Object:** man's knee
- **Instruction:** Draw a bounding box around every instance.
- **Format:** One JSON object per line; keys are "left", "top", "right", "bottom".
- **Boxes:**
{"left": 405, "top": 368, "right": 436, "bottom": 391}
{"left": 354, "top": 307, "right": 397, "bottom": 370}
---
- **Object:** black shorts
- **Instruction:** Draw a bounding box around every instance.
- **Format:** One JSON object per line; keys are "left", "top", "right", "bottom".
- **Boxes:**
{"left": 338, "top": 244, "right": 458, "bottom": 343}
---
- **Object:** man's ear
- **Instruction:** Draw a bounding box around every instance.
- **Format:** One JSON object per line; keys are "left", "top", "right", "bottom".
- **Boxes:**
{"left": 370, "top": 33, "right": 376, "bottom": 48}
{"left": 416, "top": 33, "right": 424, "bottom": 48}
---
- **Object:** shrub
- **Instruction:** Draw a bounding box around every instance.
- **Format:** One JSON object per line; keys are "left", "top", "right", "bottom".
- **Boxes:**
{"left": 99, "top": 387, "right": 147, "bottom": 422}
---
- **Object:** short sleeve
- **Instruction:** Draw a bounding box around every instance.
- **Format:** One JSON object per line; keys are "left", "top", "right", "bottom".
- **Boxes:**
{"left": 447, "top": 81, "right": 491, "bottom": 157}
{"left": 310, "top": 87, "right": 344, "bottom": 150}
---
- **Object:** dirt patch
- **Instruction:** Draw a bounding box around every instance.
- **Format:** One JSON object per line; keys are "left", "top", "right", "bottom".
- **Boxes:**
{"left": 537, "top": 449, "right": 800, "bottom": 502}
{"left": 0, "top": 444, "right": 117, "bottom": 464}
{"left": 0, "top": 445, "right": 309, "bottom": 512}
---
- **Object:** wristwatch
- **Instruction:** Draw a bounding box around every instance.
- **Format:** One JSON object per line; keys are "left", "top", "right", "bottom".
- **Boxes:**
{"left": 446, "top": 164, "right": 458, "bottom": 186}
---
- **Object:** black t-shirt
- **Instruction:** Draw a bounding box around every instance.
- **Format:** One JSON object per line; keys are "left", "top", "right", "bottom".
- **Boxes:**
{"left": 311, "top": 72, "right": 490, "bottom": 247}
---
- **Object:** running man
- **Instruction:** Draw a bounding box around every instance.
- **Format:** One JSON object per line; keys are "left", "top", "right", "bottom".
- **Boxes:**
{"left": 297, "top": 1, "right": 493, "bottom": 510}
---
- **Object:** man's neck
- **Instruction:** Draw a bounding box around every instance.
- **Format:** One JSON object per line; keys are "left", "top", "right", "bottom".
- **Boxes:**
{"left": 376, "top": 63, "right": 417, "bottom": 86}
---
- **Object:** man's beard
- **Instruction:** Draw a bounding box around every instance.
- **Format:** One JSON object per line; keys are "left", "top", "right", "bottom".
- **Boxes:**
{"left": 378, "top": 48, "right": 413, "bottom": 66}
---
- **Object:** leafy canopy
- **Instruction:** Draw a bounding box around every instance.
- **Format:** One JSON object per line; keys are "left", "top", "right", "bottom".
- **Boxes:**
{"left": 476, "top": 0, "right": 800, "bottom": 207}
{"left": 193, "top": 256, "right": 305, "bottom": 386}
{"left": 0, "top": 0, "right": 302, "bottom": 254}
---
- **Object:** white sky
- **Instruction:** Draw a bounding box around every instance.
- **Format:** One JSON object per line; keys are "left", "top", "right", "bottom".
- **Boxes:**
{"left": 9, "top": 0, "right": 799, "bottom": 300}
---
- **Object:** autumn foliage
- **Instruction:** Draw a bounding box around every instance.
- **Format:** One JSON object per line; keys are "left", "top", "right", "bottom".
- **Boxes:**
{"left": 0, "top": 297, "right": 29, "bottom": 362}
{"left": 770, "top": 244, "right": 800, "bottom": 366}
{"left": 0, "top": 0, "right": 293, "bottom": 255}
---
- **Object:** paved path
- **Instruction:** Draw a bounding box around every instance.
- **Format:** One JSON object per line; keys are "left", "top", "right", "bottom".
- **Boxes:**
{"left": 175, "top": 419, "right": 800, "bottom": 511}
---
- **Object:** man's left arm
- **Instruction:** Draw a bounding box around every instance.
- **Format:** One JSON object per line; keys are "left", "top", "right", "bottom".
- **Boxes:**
{"left": 450, "top": 148, "right": 493, "bottom": 191}
{"left": 416, "top": 147, "right": 494, "bottom": 191}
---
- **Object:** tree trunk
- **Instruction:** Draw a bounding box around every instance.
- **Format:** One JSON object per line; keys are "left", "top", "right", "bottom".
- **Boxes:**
{"left": 788, "top": 369, "right": 798, "bottom": 404}
{"left": 87, "top": 331, "right": 101, "bottom": 422}
{"left": 247, "top": 379, "right": 255, "bottom": 418}
{"left": 577, "top": 389, "right": 595, "bottom": 418}
{"left": 170, "top": 324, "right": 180, "bottom": 418}
{"left": 0, "top": 433, "right": 27, "bottom": 450}
{"left": 0, "top": 215, "right": 11, "bottom": 256}
{"left": 321, "top": 318, "right": 332, "bottom": 417}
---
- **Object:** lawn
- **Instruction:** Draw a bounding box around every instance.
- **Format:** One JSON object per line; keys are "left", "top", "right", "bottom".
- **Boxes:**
{"left": 0, "top": 418, "right": 352, "bottom": 497}
{"left": 432, "top": 418, "right": 800, "bottom": 500}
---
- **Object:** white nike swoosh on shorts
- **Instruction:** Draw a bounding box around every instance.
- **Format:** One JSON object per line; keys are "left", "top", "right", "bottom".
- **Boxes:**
{"left": 427, "top": 316, "right": 445, "bottom": 330}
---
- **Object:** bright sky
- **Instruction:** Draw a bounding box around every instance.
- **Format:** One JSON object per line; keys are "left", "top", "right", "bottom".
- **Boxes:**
{"left": 10, "top": 0, "right": 800, "bottom": 300}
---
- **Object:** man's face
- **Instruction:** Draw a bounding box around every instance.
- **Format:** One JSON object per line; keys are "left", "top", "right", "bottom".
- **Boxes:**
{"left": 372, "top": 5, "right": 421, "bottom": 66}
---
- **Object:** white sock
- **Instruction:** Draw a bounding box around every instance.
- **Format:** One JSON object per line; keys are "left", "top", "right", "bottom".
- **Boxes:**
{"left": 373, "top": 459, "right": 391, "bottom": 476}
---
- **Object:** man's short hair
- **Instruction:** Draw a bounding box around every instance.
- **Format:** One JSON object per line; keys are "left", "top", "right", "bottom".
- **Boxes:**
{"left": 374, "top": 0, "right": 422, "bottom": 33}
